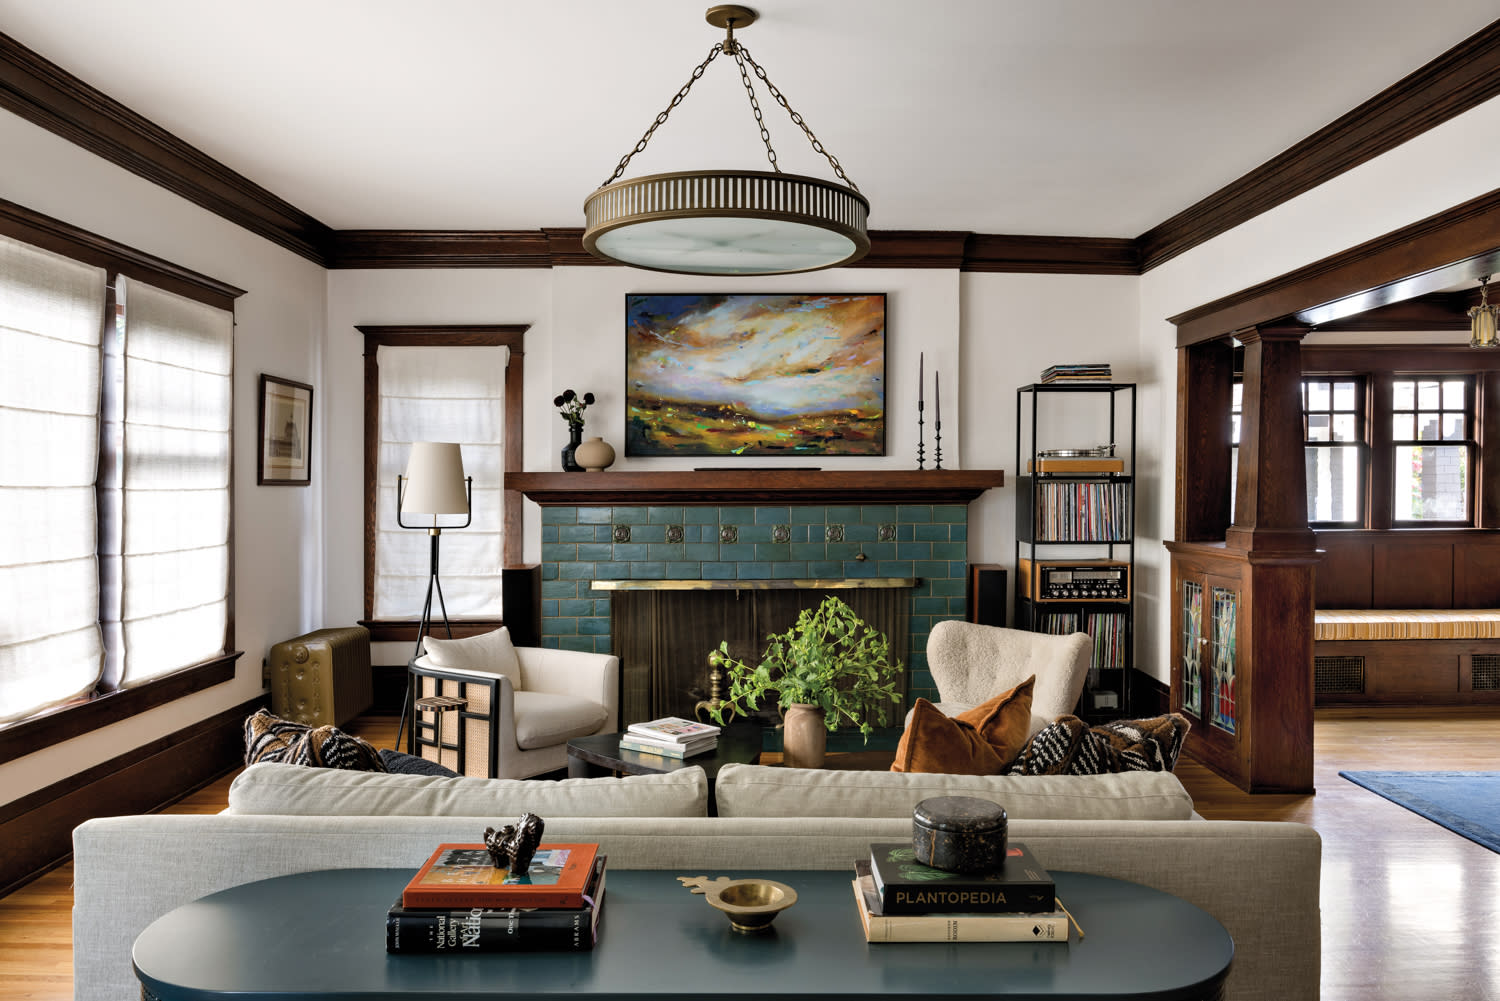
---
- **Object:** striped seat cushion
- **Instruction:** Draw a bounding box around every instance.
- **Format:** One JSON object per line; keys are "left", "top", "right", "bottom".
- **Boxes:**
{"left": 1314, "top": 609, "right": 1500, "bottom": 641}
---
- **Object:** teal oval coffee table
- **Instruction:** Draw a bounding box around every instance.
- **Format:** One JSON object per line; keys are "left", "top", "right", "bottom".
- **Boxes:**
{"left": 134, "top": 867, "right": 1232, "bottom": 1000}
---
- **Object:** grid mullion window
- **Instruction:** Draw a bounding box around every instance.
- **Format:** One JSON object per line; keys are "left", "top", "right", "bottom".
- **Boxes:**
{"left": 1391, "top": 376, "right": 1475, "bottom": 524}
{"left": 1302, "top": 377, "right": 1363, "bottom": 526}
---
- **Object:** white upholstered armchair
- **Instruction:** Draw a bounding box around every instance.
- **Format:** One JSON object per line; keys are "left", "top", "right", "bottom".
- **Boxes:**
{"left": 409, "top": 627, "right": 618, "bottom": 779}
{"left": 925, "top": 619, "right": 1092, "bottom": 734}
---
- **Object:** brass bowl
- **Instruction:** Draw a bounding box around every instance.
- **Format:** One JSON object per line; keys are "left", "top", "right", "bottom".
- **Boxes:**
{"left": 703, "top": 878, "right": 798, "bottom": 933}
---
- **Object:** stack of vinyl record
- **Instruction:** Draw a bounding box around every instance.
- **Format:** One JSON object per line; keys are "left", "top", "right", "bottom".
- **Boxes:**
{"left": 1040, "top": 363, "right": 1111, "bottom": 383}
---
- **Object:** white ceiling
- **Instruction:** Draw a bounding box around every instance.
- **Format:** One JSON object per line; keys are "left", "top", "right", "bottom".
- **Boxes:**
{"left": 2, "top": 0, "right": 1495, "bottom": 237}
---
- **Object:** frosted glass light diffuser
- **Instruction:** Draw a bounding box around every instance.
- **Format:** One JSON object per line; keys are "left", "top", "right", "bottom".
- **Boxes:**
{"left": 583, "top": 170, "right": 869, "bottom": 275}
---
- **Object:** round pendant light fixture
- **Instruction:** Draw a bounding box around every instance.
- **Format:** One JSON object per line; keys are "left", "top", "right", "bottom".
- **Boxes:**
{"left": 582, "top": 6, "right": 870, "bottom": 276}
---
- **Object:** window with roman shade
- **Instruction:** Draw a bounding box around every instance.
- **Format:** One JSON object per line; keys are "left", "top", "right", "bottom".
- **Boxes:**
{"left": 0, "top": 235, "right": 108, "bottom": 723}
{"left": 0, "top": 203, "right": 241, "bottom": 743}
{"left": 372, "top": 343, "right": 507, "bottom": 620}
{"left": 112, "top": 279, "right": 233, "bottom": 686}
{"left": 359, "top": 325, "right": 525, "bottom": 641}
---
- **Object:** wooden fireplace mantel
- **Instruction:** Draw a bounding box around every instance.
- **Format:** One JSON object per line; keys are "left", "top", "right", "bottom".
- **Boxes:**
{"left": 506, "top": 469, "right": 1005, "bottom": 506}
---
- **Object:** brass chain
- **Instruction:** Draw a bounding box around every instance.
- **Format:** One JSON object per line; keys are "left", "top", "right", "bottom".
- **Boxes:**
{"left": 599, "top": 43, "right": 723, "bottom": 189}
{"left": 731, "top": 45, "right": 780, "bottom": 172}
{"left": 736, "top": 43, "right": 860, "bottom": 193}
{"left": 597, "top": 37, "right": 860, "bottom": 194}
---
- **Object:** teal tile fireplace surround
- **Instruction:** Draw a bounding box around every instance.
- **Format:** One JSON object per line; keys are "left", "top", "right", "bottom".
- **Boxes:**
{"left": 538, "top": 503, "right": 971, "bottom": 703}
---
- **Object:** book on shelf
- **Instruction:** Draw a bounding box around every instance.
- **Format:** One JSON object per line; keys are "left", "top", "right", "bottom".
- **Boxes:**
{"left": 625, "top": 716, "right": 721, "bottom": 743}
{"left": 387, "top": 856, "right": 607, "bottom": 953}
{"left": 618, "top": 734, "right": 717, "bottom": 758}
{"left": 868, "top": 842, "right": 1055, "bottom": 915}
{"left": 402, "top": 842, "right": 600, "bottom": 910}
{"left": 851, "top": 862, "right": 1069, "bottom": 943}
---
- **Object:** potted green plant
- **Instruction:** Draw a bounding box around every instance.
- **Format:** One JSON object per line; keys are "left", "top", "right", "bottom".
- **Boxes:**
{"left": 708, "top": 595, "right": 904, "bottom": 768}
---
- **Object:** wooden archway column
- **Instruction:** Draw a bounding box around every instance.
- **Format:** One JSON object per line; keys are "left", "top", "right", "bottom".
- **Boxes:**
{"left": 1166, "top": 324, "right": 1318, "bottom": 794}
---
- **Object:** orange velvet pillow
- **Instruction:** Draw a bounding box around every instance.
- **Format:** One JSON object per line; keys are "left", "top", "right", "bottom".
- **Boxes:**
{"left": 957, "top": 674, "right": 1035, "bottom": 768}
{"left": 891, "top": 677, "right": 1035, "bottom": 775}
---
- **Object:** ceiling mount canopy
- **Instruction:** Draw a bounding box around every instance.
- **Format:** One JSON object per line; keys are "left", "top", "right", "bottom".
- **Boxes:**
{"left": 582, "top": 5, "right": 870, "bottom": 276}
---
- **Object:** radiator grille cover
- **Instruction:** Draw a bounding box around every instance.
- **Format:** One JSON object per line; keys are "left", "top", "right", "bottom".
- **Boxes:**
{"left": 1315, "top": 655, "right": 1365, "bottom": 694}
{"left": 1473, "top": 654, "right": 1500, "bottom": 691}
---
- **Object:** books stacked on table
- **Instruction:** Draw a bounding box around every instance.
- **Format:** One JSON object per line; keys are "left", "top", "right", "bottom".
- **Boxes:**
{"left": 387, "top": 843, "right": 606, "bottom": 953}
{"left": 1041, "top": 363, "right": 1112, "bottom": 383}
{"left": 851, "top": 842, "right": 1075, "bottom": 943}
{"left": 618, "top": 716, "right": 721, "bottom": 759}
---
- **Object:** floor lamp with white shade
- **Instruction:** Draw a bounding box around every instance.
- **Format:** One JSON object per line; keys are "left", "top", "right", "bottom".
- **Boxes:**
{"left": 393, "top": 441, "right": 471, "bottom": 752}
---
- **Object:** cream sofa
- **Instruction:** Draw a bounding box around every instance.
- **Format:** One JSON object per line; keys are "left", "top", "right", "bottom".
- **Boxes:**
{"left": 72, "top": 763, "right": 1320, "bottom": 1001}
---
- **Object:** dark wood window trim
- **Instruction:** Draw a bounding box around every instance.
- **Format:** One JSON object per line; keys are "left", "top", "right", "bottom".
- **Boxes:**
{"left": 1303, "top": 345, "right": 1498, "bottom": 532}
{"left": 0, "top": 652, "right": 239, "bottom": 765}
{"left": 1300, "top": 374, "right": 1366, "bottom": 528}
{"left": 0, "top": 196, "right": 244, "bottom": 308}
{"left": 358, "top": 325, "right": 526, "bottom": 642}
{"left": 0, "top": 198, "right": 242, "bottom": 756}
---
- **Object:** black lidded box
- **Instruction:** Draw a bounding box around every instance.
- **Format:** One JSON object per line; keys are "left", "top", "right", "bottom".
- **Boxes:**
{"left": 911, "top": 796, "right": 1007, "bottom": 873}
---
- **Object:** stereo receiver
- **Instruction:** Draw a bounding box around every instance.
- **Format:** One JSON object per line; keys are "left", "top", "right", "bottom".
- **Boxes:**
{"left": 1018, "top": 559, "right": 1131, "bottom": 602}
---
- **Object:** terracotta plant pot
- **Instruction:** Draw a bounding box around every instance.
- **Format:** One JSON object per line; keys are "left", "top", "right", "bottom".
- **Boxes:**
{"left": 574, "top": 436, "right": 616, "bottom": 472}
{"left": 781, "top": 703, "right": 827, "bottom": 769}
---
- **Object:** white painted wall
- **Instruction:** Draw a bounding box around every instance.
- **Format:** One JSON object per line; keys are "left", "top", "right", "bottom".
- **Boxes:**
{"left": 0, "top": 109, "right": 328, "bottom": 806}
{"left": 1134, "top": 93, "right": 1500, "bottom": 687}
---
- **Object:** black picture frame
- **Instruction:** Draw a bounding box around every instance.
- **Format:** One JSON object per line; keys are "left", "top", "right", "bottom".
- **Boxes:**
{"left": 257, "top": 373, "right": 313, "bottom": 485}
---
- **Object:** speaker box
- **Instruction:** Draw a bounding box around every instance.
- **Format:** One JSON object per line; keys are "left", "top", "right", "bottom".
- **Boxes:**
{"left": 966, "top": 564, "right": 1008, "bottom": 628}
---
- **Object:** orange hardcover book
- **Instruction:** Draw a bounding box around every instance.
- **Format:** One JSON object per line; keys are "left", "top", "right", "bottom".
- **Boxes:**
{"left": 402, "top": 843, "right": 600, "bottom": 909}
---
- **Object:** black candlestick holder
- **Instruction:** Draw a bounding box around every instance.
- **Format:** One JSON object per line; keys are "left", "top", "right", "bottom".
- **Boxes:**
{"left": 917, "top": 400, "right": 926, "bottom": 469}
{"left": 935, "top": 415, "right": 943, "bottom": 469}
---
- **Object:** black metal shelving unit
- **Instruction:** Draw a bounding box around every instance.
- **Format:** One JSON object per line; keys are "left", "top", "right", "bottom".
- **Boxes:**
{"left": 1014, "top": 382, "right": 1137, "bottom": 721}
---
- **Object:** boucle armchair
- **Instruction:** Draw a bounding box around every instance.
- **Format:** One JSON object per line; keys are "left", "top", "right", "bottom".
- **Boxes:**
{"left": 926, "top": 619, "right": 1092, "bottom": 734}
{"left": 410, "top": 627, "right": 618, "bottom": 779}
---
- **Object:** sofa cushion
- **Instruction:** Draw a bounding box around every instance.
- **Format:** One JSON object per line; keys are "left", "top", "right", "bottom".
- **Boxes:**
{"left": 242, "top": 709, "right": 386, "bottom": 772}
{"left": 423, "top": 627, "right": 522, "bottom": 688}
{"left": 512, "top": 691, "right": 609, "bottom": 749}
{"left": 713, "top": 762, "right": 1195, "bottom": 820}
{"left": 1009, "top": 713, "right": 1191, "bottom": 776}
{"left": 227, "top": 761, "right": 709, "bottom": 817}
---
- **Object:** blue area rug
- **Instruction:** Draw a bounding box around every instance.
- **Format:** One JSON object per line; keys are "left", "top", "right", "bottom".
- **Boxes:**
{"left": 1339, "top": 770, "right": 1500, "bottom": 855}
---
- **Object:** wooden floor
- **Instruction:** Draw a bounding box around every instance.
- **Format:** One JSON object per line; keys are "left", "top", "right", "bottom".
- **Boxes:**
{"left": 3, "top": 711, "right": 1499, "bottom": 1000}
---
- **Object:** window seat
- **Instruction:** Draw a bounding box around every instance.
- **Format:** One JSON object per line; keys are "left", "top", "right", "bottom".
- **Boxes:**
{"left": 1314, "top": 609, "right": 1500, "bottom": 642}
{"left": 1313, "top": 609, "right": 1500, "bottom": 705}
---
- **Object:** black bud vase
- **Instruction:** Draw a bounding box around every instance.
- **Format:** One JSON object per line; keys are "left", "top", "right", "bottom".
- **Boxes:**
{"left": 561, "top": 424, "right": 584, "bottom": 472}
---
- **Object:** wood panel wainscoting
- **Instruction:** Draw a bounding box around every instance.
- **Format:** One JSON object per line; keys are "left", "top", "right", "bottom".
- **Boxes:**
{"left": 0, "top": 695, "right": 268, "bottom": 898}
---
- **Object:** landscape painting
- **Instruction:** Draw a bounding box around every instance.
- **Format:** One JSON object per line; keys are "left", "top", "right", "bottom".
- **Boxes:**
{"left": 625, "top": 293, "right": 886, "bottom": 456}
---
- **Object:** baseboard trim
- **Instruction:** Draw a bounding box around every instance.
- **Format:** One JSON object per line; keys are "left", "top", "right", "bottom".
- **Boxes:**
{"left": 0, "top": 694, "right": 266, "bottom": 897}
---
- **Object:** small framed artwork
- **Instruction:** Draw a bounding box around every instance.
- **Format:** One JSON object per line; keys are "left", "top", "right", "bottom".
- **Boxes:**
{"left": 257, "top": 374, "right": 313, "bottom": 485}
{"left": 625, "top": 292, "right": 886, "bottom": 456}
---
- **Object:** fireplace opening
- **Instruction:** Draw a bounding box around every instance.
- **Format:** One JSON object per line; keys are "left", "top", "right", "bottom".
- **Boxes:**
{"left": 605, "top": 580, "right": 914, "bottom": 726}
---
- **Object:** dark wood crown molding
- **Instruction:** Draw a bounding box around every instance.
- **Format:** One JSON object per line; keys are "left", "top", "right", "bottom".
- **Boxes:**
{"left": 325, "top": 227, "right": 1137, "bottom": 272}
{"left": 0, "top": 31, "right": 332, "bottom": 264}
{"left": 963, "top": 234, "right": 1139, "bottom": 274}
{"left": 1139, "top": 17, "right": 1500, "bottom": 272}
{"left": 1170, "top": 185, "right": 1500, "bottom": 345}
